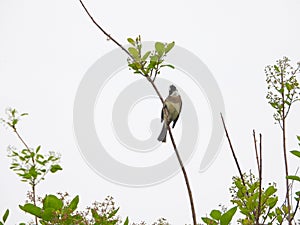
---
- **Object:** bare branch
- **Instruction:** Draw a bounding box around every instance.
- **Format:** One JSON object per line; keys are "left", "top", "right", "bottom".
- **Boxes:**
{"left": 220, "top": 114, "right": 247, "bottom": 188}
{"left": 78, "top": 0, "right": 134, "bottom": 61}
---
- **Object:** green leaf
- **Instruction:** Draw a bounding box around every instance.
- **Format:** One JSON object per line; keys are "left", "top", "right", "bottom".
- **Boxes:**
{"left": 50, "top": 164, "right": 62, "bottom": 173}
{"left": 20, "top": 113, "right": 28, "bottom": 117}
{"left": 286, "top": 175, "right": 300, "bottom": 182}
{"left": 123, "top": 217, "right": 129, "bottom": 225}
{"left": 201, "top": 217, "right": 217, "bottom": 225}
{"left": 91, "top": 209, "right": 100, "bottom": 219}
{"left": 141, "top": 51, "right": 151, "bottom": 61}
{"left": 297, "top": 135, "right": 300, "bottom": 142}
{"left": 19, "top": 204, "right": 43, "bottom": 218}
{"left": 128, "top": 47, "right": 140, "bottom": 60}
{"left": 285, "top": 83, "right": 293, "bottom": 91}
{"left": 266, "top": 196, "right": 278, "bottom": 209}
{"left": 210, "top": 209, "right": 221, "bottom": 220}
{"left": 165, "top": 41, "right": 175, "bottom": 53}
{"left": 150, "top": 55, "right": 158, "bottom": 63}
{"left": 108, "top": 208, "right": 119, "bottom": 219}
{"left": 43, "top": 195, "right": 63, "bottom": 210}
{"left": 68, "top": 195, "right": 79, "bottom": 212}
{"left": 220, "top": 206, "right": 237, "bottom": 225}
{"left": 291, "top": 150, "right": 300, "bottom": 158}
{"left": 274, "top": 65, "right": 280, "bottom": 72}
{"left": 270, "top": 102, "right": 278, "bottom": 109}
{"left": 11, "top": 109, "right": 16, "bottom": 117}
{"left": 155, "top": 42, "right": 165, "bottom": 57}
{"left": 127, "top": 38, "right": 135, "bottom": 46}
{"left": 36, "top": 146, "right": 41, "bottom": 153}
{"left": 12, "top": 119, "right": 18, "bottom": 126}
{"left": 161, "top": 64, "right": 175, "bottom": 69}
{"left": 29, "top": 166, "right": 38, "bottom": 179}
{"left": 41, "top": 208, "right": 55, "bottom": 221}
{"left": 2, "top": 209, "right": 9, "bottom": 222}
{"left": 264, "top": 185, "right": 277, "bottom": 197}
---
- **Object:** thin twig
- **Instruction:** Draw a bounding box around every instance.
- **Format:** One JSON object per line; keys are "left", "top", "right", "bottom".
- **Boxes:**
{"left": 78, "top": 2, "right": 197, "bottom": 224}
{"left": 279, "top": 65, "right": 291, "bottom": 224}
{"left": 290, "top": 198, "right": 299, "bottom": 222}
{"left": 13, "top": 127, "right": 30, "bottom": 151}
{"left": 167, "top": 124, "right": 197, "bottom": 225}
{"left": 220, "top": 114, "right": 246, "bottom": 187}
{"left": 253, "top": 130, "right": 260, "bottom": 174}
{"left": 256, "top": 133, "right": 262, "bottom": 225}
{"left": 78, "top": 0, "right": 134, "bottom": 61}
{"left": 12, "top": 127, "right": 38, "bottom": 225}
{"left": 288, "top": 167, "right": 300, "bottom": 222}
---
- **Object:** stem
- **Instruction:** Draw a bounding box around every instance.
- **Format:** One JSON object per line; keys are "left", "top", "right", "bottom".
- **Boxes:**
{"left": 220, "top": 114, "right": 247, "bottom": 188}
{"left": 280, "top": 70, "right": 291, "bottom": 224}
{"left": 147, "top": 77, "right": 197, "bottom": 225}
{"left": 252, "top": 130, "right": 260, "bottom": 174}
{"left": 256, "top": 133, "right": 262, "bottom": 225}
{"left": 167, "top": 124, "right": 197, "bottom": 225}
{"left": 78, "top": 1, "right": 197, "bottom": 224}
{"left": 12, "top": 127, "right": 38, "bottom": 224}
{"left": 290, "top": 198, "right": 299, "bottom": 222}
{"left": 78, "top": 0, "right": 134, "bottom": 61}
{"left": 32, "top": 183, "right": 38, "bottom": 225}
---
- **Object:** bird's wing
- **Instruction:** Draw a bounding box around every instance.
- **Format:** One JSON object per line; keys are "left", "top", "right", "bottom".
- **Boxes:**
{"left": 172, "top": 96, "right": 182, "bottom": 128}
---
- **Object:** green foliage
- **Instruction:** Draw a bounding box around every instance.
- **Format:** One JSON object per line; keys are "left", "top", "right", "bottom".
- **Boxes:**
{"left": 19, "top": 194, "right": 128, "bottom": 225}
{"left": 201, "top": 206, "right": 237, "bottom": 225}
{"left": 20, "top": 194, "right": 84, "bottom": 224}
{"left": 1, "top": 108, "right": 62, "bottom": 189}
{"left": 1, "top": 108, "right": 62, "bottom": 187}
{"left": 265, "top": 56, "right": 300, "bottom": 127}
{"left": 229, "top": 172, "right": 281, "bottom": 224}
{"left": 127, "top": 36, "right": 175, "bottom": 80}
{"left": 7, "top": 145, "right": 62, "bottom": 186}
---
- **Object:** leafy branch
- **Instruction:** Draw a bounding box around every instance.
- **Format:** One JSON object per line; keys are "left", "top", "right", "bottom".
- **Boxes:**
{"left": 77, "top": 1, "right": 197, "bottom": 224}
{"left": 1, "top": 108, "right": 62, "bottom": 225}
{"left": 265, "top": 57, "right": 300, "bottom": 224}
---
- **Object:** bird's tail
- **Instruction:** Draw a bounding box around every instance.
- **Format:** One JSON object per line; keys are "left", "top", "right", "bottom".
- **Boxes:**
{"left": 157, "top": 123, "right": 168, "bottom": 142}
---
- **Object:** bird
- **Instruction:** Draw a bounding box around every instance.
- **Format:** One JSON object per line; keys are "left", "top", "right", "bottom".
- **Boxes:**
{"left": 157, "top": 85, "right": 182, "bottom": 142}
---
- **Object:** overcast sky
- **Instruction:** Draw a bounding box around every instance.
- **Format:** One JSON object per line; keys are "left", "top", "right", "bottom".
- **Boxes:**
{"left": 1, "top": 0, "right": 300, "bottom": 224}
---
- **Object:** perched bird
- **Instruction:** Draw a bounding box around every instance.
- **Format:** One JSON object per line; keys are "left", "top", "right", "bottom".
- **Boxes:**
{"left": 157, "top": 85, "right": 182, "bottom": 142}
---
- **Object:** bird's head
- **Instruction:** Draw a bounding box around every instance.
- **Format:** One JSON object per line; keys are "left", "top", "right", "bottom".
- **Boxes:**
{"left": 169, "top": 85, "right": 179, "bottom": 96}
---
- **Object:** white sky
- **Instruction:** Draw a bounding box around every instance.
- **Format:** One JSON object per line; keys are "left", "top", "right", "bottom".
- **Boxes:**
{"left": 0, "top": 0, "right": 300, "bottom": 224}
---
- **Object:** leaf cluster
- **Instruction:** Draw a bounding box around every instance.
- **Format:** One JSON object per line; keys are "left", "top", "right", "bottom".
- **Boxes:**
{"left": 0, "top": 108, "right": 28, "bottom": 131}
{"left": 266, "top": 57, "right": 300, "bottom": 126}
{"left": 19, "top": 194, "right": 128, "bottom": 225}
{"left": 201, "top": 206, "right": 237, "bottom": 225}
{"left": 229, "top": 172, "right": 293, "bottom": 225}
{"left": 127, "top": 36, "right": 175, "bottom": 80}
{"left": 8, "top": 145, "right": 62, "bottom": 186}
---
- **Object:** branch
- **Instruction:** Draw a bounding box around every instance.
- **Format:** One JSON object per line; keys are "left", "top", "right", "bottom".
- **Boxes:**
{"left": 253, "top": 130, "right": 260, "bottom": 174}
{"left": 220, "top": 114, "right": 247, "bottom": 189}
{"left": 256, "top": 133, "right": 263, "bottom": 225}
{"left": 77, "top": 2, "right": 197, "bottom": 224}
{"left": 11, "top": 127, "right": 38, "bottom": 225}
{"left": 78, "top": 0, "right": 134, "bottom": 61}
{"left": 167, "top": 124, "right": 197, "bottom": 225}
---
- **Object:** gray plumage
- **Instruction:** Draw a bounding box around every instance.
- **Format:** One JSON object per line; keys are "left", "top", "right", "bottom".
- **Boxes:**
{"left": 157, "top": 123, "right": 168, "bottom": 142}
